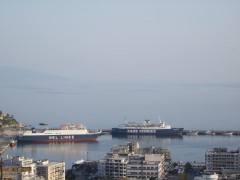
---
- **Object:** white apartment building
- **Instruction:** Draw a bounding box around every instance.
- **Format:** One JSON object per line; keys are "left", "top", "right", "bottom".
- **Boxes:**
{"left": 2, "top": 156, "right": 41, "bottom": 180}
{"left": 36, "top": 159, "right": 65, "bottom": 180}
{"left": 127, "top": 154, "right": 164, "bottom": 180}
{"left": 2, "top": 156, "right": 65, "bottom": 180}
{"left": 205, "top": 148, "right": 240, "bottom": 173}
{"left": 97, "top": 142, "right": 166, "bottom": 179}
{"left": 105, "top": 153, "right": 128, "bottom": 178}
{"left": 97, "top": 158, "right": 106, "bottom": 177}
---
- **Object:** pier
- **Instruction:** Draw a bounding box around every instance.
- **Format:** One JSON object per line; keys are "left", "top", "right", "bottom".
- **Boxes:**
{"left": 102, "top": 129, "right": 240, "bottom": 136}
{"left": 0, "top": 128, "right": 19, "bottom": 156}
{"left": 0, "top": 144, "right": 9, "bottom": 156}
{"left": 183, "top": 130, "right": 240, "bottom": 136}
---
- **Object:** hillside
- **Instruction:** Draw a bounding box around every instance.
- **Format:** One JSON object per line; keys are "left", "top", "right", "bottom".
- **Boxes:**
{"left": 0, "top": 111, "right": 19, "bottom": 128}
{"left": 0, "top": 66, "right": 72, "bottom": 85}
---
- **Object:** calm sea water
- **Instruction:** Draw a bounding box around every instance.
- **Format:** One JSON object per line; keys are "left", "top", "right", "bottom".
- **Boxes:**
{"left": 3, "top": 134, "right": 240, "bottom": 169}
{"left": 1, "top": 82, "right": 240, "bottom": 169}
{"left": 1, "top": 83, "right": 240, "bottom": 130}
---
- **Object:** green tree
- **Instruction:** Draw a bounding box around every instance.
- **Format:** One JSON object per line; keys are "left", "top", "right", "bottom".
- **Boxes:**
{"left": 184, "top": 162, "right": 192, "bottom": 174}
{"left": 149, "top": 177, "right": 156, "bottom": 180}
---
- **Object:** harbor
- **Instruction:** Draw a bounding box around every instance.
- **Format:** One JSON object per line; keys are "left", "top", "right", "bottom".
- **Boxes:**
{"left": 2, "top": 132, "right": 240, "bottom": 169}
{"left": 0, "top": 128, "right": 19, "bottom": 155}
{"left": 1, "top": 124, "right": 240, "bottom": 168}
{"left": 1, "top": 126, "right": 240, "bottom": 179}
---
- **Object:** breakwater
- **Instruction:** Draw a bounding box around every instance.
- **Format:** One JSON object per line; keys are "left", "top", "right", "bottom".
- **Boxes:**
{"left": 102, "top": 129, "right": 240, "bottom": 136}
{"left": 0, "top": 129, "right": 19, "bottom": 155}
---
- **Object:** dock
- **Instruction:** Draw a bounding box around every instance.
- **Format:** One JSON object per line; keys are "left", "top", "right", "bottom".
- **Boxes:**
{"left": 0, "top": 129, "right": 19, "bottom": 156}
{"left": 102, "top": 129, "right": 240, "bottom": 136}
{"left": 0, "top": 144, "right": 9, "bottom": 156}
{"left": 183, "top": 130, "right": 240, "bottom": 136}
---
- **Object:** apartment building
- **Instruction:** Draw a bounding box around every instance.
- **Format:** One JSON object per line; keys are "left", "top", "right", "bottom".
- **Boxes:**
{"left": 2, "top": 156, "right": 41, "bottom": 180}
{"left": 205, "top": 148, "right": 240, "bottom": 173}
{"left": 105, "top": 153, "right": 128, "bottom": 178}
{"left": 98, "top": 142, "right": 165, "bottom": 179}
{"left": 36, "top": 159, "right": 65, "bottom": 180}
{"left": 140, "top": 146, "right": 171, "bottom": 161}
{"left": 127, "top": 154, "right": 164, "bottom": 179}
{"left": 2, "top": 156, "right": 65, "bottom": 180}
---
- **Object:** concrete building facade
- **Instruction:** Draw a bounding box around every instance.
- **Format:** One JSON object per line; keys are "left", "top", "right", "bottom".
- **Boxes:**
{"left": 205, "top": 148, "right": 240, "bottom": 173}
{"left": 97, "top": 142, "right": 165, "bottom": 179}
{"left": 2, "top": 156, "right": 64, "bottom": 180}
{"left": 127, "top": 154, "right": 164, "bottom": 179}
{"left": 2, "top": 156, "right": 41, "bottom": 180}
{"left": 105, "top": 153, "right": 128, "bottom": 178}
{"left": 36, "top": 160, "right": 65, "bottom": 180}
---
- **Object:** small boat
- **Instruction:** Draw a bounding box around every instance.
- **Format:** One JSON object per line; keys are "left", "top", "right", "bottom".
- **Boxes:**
{"left": 187, "top": 131, "right": 198, "bottom": 136}
{"left": 222, "top": 132, "right": 233, "bottom": 136}
{"left": 204, "top": 131, "right": 215, "bottom": 135}
{"left": 10, "top": 139, "right": 17, "bottom": 148}
{"left": 39, "top": 123, "right": 48, "bottom": 126}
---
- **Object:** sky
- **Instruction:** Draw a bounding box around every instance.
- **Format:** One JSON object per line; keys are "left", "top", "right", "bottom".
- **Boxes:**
{"left": 0, "top": 0, "right": 240, "bottom": 85}
{"left": 0, "top": 0, "right": 240, "bottom": 130}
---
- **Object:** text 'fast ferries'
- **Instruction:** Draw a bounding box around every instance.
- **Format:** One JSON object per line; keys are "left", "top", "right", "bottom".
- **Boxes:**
{"left": 49, "top": 136, "right": 75, "bottom": 140}
{"left": 127, "top": 129, "right": 156, "bottom": 133}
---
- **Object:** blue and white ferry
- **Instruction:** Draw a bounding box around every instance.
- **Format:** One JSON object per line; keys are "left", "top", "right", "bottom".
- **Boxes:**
{"left": 112, "top": 119, "right": 183, "bottom": 136}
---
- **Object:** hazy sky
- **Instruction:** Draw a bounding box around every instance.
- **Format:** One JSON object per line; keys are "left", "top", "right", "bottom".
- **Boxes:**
{"left": 0, "top": 0, "right": 240, "bottom": 84}
{"left": 0, "top": 0, "right": 240, "bottom": 130}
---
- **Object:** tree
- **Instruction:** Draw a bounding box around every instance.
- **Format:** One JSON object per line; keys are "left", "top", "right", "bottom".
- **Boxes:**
{"left": 149, "top": 177, "right": 156, "bottom": 180}
{"left": 184, "top": 162, "right": 192, "bottom": 174}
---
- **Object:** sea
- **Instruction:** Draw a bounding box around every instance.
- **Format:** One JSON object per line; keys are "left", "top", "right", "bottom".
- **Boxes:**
{"left": 1, "top": 82, "right": 240, "bottom": 131}
{"left": 1, "top": 81, "right": 240, "bottom": 169}
{"left": 3, "top": 134, "right": 240, "bottom": 169}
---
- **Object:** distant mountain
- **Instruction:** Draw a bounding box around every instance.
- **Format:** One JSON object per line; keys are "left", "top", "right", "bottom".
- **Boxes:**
{"left": 0, "top": 66, "right": 71, "bottom": 85}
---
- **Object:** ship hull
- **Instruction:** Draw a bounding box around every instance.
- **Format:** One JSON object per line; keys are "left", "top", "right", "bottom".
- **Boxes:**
{"left": 112, "top": 128, "right": 183, "bottom": 136}
{"left": 16, "top": 134, "right": 99, "bottom": 142}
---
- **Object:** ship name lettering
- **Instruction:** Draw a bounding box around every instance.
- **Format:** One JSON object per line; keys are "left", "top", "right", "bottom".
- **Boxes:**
{"left": 60, "top": 136, "right": 74, "bottom": 139}
{"left": 127, "top": 129, "right": 138, "bottom": 133}
{"left": 139, "top": 130, "right": 156, "bottom": 133}
{"left": 127, "top": 129, "right": 156, "bottom": 133}
{"left": 49, "top": 136, "right": 58, "bottom": 139}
